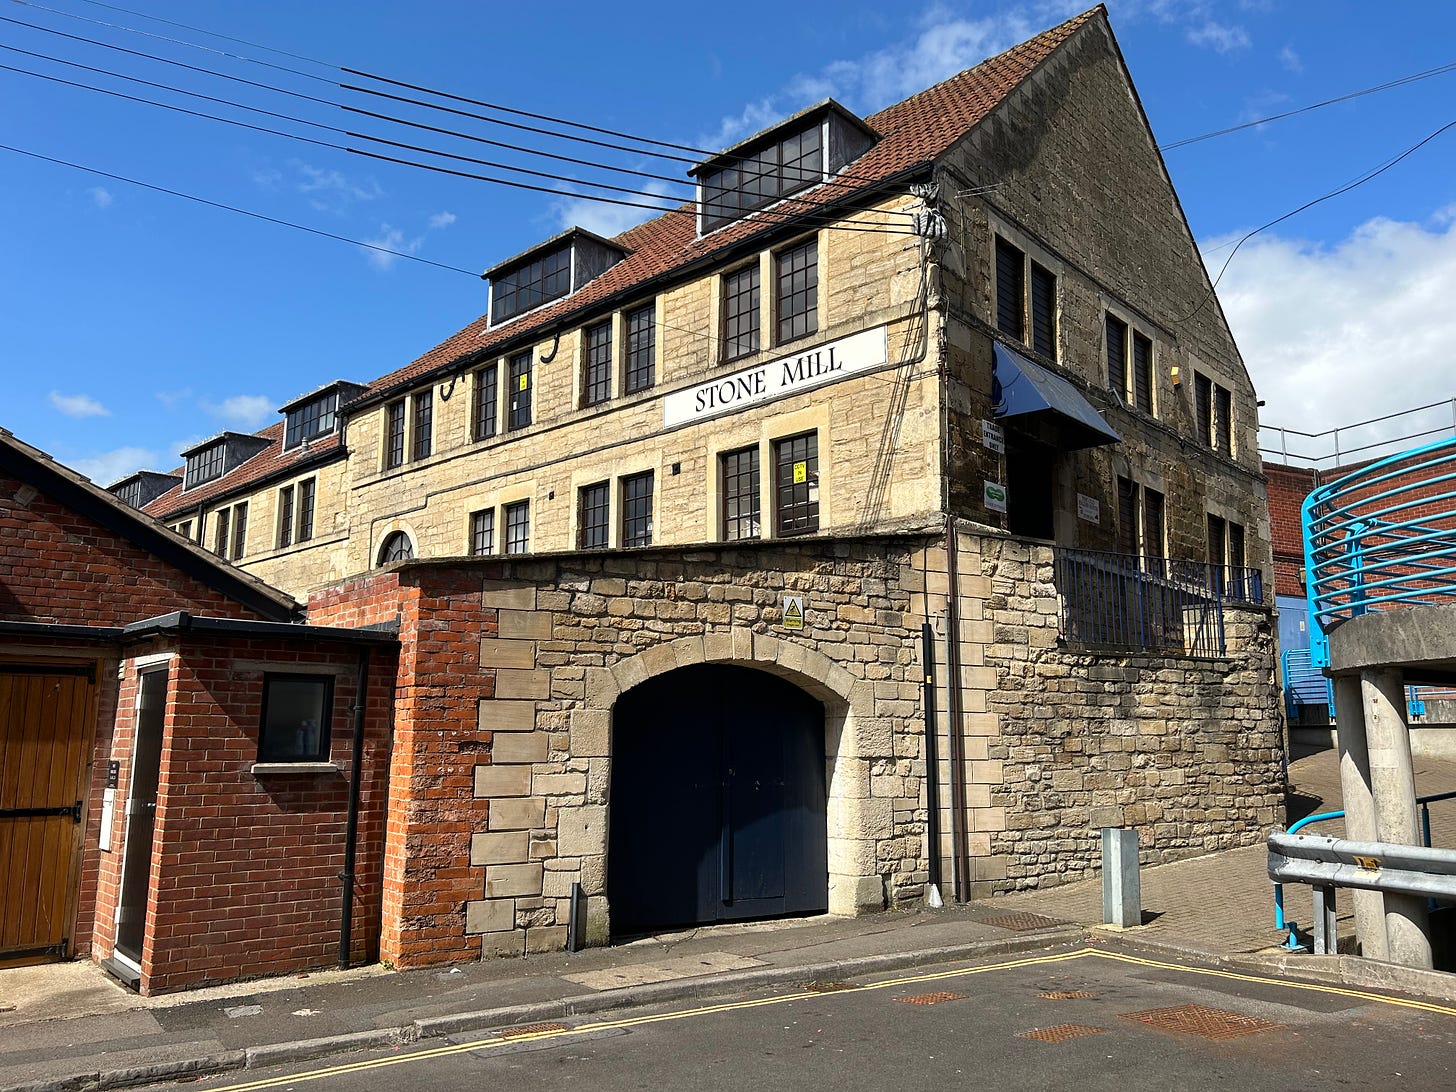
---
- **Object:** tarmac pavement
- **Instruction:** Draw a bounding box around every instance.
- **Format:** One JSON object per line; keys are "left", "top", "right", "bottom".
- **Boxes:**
{"left": 3, "top": 743, "right": 1455, "bottom": 1092}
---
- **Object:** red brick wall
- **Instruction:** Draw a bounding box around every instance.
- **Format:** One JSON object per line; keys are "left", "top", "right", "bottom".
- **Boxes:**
{"left": 1264, "top": 462, "right": 1316, "bottom": 599}
{"left": 0, "top": 472, "right": 260, "bottom": 624}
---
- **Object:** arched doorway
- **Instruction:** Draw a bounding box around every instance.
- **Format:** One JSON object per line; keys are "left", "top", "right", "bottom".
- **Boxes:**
{"left": 608, "top": 663, "right": 828, "bottom": 936}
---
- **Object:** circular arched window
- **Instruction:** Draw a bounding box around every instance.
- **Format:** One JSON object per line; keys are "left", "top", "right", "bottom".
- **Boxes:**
{"left": 377, "top": 531, "right": 415, "bottom": 565}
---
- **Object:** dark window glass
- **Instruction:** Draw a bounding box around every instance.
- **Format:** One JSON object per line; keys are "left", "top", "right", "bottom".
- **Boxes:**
{"left": 277, "top": 485, "right": 295, "bottom": 549}
{"left": 1228, "top": 520, "right": 1248, "bottom": 601}
{"left": 774, "top": 432, "right": 819, "bottom": 536}
{"left": 776, "top": 239, "right": 818, "bottom": 344}
{"left": 412, "top": 390, "right": 433, "bottom": 461}
{"left": 721, "top": 447, "right": 761, "bottom": 541}
{"left": 579, "top": 481, "right": 610, "bottom": 549}
{"left": 621, "top": 471, "right": 654, "bottom": 548}
{"left": 505, "top": 500, "right": 530, "bottom": 555}
{"left": 1195, "top": 373, "right": 1213, "bottom": 447}
{"left": 473, "top": 365, "right": 498, "bottom": 441}
{"left": 297, "top": 478, "right": 316, "bottom": 542}
{"left": 117, "top": 480, "right": 142, "bottom": 508}
{"left": 1143, "top": 488, "right": 1166, "bottom": 574}
{"left": 492, "top": 247, "right": 572, "bottom": 323}
{"left": 1207, "top": 514, "right": 1227, "bottom": 571}
{"left": 378, "top": 531, "right": 414, "bottom": 565}
{"left": 470, "top": 509, "right": 495, "bottom": 556}
{"left": 258, "top": 674, "right": 333, "bottom": 763}
{"left": 995, "top": 238, "right": 1025, "bottom": 341}
{"left": 583, "top": 321, "right": 613, "bottom": 407}
{"left": 624, "top": 304, "right": 655, "bottom": 393}
{"left": 178, "top": 519, "right": 192, "bottom": 541}
{"left": 1132, "top": 332, "right": 1153, "bottom": 415}
{"left": 723, "top": 264, "right": 760, "bottom": 360}
{"left": 1214, "top": 384, "right": 1233, "bottom": 455}
{"left": 1030, "top": 263, "right": 1056, "bottom": 358}
{"left": 702, "top": 123, "right": 822, "bottom": 231}
{"left": 1106, "top": 315, "right": 1128, "bottom": 398}
{"left": 231, "top": 502, "right": 248, "bottom": 560}
{"left": 285, "top": 392, "right": 338, "bottom": 449}
{"left": 1117, "top": 476, "right": 1137, "bottom": 555}
{"left": 213, "top": 507, "right": 230, "bottom": 556}
{"left": 184, "top": 444, "right": 225, "bottom": 489}
{"left": 384, "top": 400, "right": 406, "bottom": 470}
{"left": 508, "top": 351, "right": 532, "bottom": 430}
{"left": 1228, "top": 521, "right": 1245, "bottom": 571}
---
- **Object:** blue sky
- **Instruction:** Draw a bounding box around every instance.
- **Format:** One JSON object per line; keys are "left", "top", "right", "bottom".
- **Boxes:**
{"left": 4, "top": 0, "right": 1455, "bottom": 482}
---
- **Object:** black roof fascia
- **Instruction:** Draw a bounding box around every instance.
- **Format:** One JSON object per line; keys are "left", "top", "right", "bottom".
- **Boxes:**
{"left": 0, "top": 619, "right": 125, "bottom": 643}
{"left": 120, "top": 611, "right": 400, "bottom": 645}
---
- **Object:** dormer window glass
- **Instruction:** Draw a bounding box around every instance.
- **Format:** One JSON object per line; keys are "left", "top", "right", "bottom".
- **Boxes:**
{"left": 184, "top": 444, "right": 225, "bottom": 489}
{"left": 702, "top": 125, "right": 823, "bottom": 233}
{"left": 492, "top": 247, "right": 571, "bottom": 324}
{"left": 284, "top": 392, "right": 339, "bottom": 450}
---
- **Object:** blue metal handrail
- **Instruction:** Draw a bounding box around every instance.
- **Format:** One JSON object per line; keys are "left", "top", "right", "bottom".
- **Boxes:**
{"left": 1302, "top": 434, "right": 1456, "bottom": 668}
{"left": 1281, "top": 646, "right": 1333, "bottom": 720}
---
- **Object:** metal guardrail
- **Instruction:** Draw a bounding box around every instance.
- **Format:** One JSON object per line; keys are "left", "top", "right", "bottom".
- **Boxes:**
{"left": 1052, "top": 547, "right": 1263, "bottom": 659}
{"left": 1302, "top": 434, "right": 1456, "bottom": 669}
{"left": 1281, "top": 646, "right": 1332, "bottom": 721}
{"left": 1262, "top": 398, "right": 1456, "bottom": 469}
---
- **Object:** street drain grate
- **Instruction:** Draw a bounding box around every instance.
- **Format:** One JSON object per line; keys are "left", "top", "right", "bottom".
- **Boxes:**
{"left": 1038, "top": 991, "right": 1097, "bottom": 1000}
{"left": 973, "top": 912, "right": 1067, "bottom": 932}
{"left": 895, "top": 991, "right": 966, "bottom": 1006}
{"left": 803, "top": 980, "right": 858, "bottom": 993}
{"left": 1121, "top": 1004, "right": 1284, "bottom": 1041}
{"left": 498, "top": 1022, "right": 570, "bottom": 1039}
{"left": 1018, "top": 1024, "right": 1105, "bottom": 1043}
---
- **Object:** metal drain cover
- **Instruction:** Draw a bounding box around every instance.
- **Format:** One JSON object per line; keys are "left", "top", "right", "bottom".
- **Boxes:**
{"left": 1121, "top": 1004, "right": 1284, "bottom": 1041}
{"left": 895, "top": 991, "right": 966, "bottom": 1006}
{"left": 973, "top": 912, "right": 1067, "bottom": 931}
{"left": 498, "top": 1022, "right": 571, "bottom": 1038}
{"left": 1018, "top": 1024, "right": 1106, "bottom": 1043}
{"left": 803, "top": 980, "right": 858, "bottom": 993}
{"left": 1038, "top": 991, "right": 1097, "bottom": 1000}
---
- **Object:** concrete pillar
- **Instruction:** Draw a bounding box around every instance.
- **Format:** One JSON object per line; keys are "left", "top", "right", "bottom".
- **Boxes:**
{"left": 1331, "top": 673, "right": 1387, "bottom": 960}
{"left": 1361, "top": 667, "right": 1432, "bottom": 968}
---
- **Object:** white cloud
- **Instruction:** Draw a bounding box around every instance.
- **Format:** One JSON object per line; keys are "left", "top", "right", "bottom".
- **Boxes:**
{"left": 290, "top": 160, "right": 383, "bottom": 212}
{"left": 49, "top": 391, "right": 109, "bottom": 418}
{"left": 87, "top": 186, "right": 113, "bottom": 209}
{"left": 361, "top": 224, "right": 422, "bottom": 271}
{"left": 428, "top": 211, "right": 458, "bottom": 230}
{"left": 200, "top": 394, "right": 275, "bottom": 429}
{"left": 1212, "top": 209, "right": 1456, "bottom": 447}
{"left": 551, "top": 181, "right": 679, "bottom": 238}
{"left": 156, "top": 387, "right": 193, "bottom": 408}
{"left": 70, "top": 445, "right": 160, "bottom": 486}
{"left": 1186, "top": 20, "right": 1251, "bottom": 53}
{"left": 1278, "top": 45, "right": 1303, "bottom": 73}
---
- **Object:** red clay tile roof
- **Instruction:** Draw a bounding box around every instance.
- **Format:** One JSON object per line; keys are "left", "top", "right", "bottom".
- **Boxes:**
{"left": 357, "top": 6, "right": 1099, "bottom": 403}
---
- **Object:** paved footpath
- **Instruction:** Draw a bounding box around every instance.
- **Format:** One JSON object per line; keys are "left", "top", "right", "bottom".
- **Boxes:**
{"left": 3, "top": 745, "right": 1454, "bottom": 1092}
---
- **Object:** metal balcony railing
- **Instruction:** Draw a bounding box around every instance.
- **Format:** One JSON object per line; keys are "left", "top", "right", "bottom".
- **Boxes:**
{"left": 1052, "top": 547, "right": 1264, "bottom": 659}
{"left": 1303, "top": 434, "right": 1456, "bottom": 668}
{"left": 1281, "top": 646, "right": 1333, "bottom": 721}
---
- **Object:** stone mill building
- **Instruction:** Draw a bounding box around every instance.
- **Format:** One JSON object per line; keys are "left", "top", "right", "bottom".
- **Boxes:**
{"left": 6, "top": 6, "right": 1283, "bottom": 991}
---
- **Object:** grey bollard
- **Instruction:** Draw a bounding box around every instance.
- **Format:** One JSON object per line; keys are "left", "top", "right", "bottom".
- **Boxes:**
{"left": 1102, "top": 827, "right": 1141, "bottom": 928}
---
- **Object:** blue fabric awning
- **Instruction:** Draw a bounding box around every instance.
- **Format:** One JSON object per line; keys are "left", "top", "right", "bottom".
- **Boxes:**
{"left": 991, "top": 342, "right": 1121, "bottom": 450}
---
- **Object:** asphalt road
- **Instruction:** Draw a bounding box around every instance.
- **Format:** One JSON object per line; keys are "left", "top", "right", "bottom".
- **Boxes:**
{"left": 166, "top": 948, "right": 1456, "bottom": 1091}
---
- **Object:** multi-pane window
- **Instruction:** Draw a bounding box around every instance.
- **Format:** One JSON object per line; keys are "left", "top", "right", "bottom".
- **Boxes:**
{"left": 384, "top": 400, "right": 406, "bottom": 470}
{"left": 720, "top": 447, "right": 761, "bottom": 541}
{"left": 1106, "top": 315, "right": 1128, "bottom": 398}
{"left": 578, "top": 481, "right": 610, "bottom": 549}
{"left": 621, "top": 471, "right": 654, "bottom": 548}
{"left": 297, "top": 478, "right": 316, "bottom": 542}
{"left": 213, "top": 506, "right": 231, "bottom": 557}
{"left": 177, "top": 519, "right": 192, "bottom": 541}
{"left": 1195, "top": 373, "right": 1234, "bottom": 455}
{"left": 1029, "top": 263, "right": 1056, "bottom": 358}
{"left": 508, "top": 351, "right": 532, "bottom": 431}
{"left": 473, "top": 364, "right": 498, "bottom": 441}
{"left": 277, "top": 485, "right": 295, "bottom": 549}
{"left": 491, "top": 247, "right": 571, "bottom": 324}
{"left": 1107, "top": 314, "right": 1154, "bottom": 416}
{"left": 1132, "top": 332, "right": 1153, "bottom": 415}
{"left": 504, "top": 500, "right": 530, "bottom": 555}
{"left": 624, "top": 304, "right": 655, "bottom": 393}
{"left": 701, "top": 122, "right": 823, "bottom": 232}
{"left": 1209, "top": 514, "right": 1251, "bottom": 600}
{"left": 284, "top": 392, "right": 338, "bottom": 450}
{"left": 1118, "top": 476, "right": 1166, "bottom": 573}
{"left": 583, "top": 321, "right": 613, "bottom": 407}
{"left": 378, "top": 531, "right": 413, "bottom": 564}
{"left": 1143, "top": 487, "right": 1166, "bottom": 575}
{"left": 231, "top": 502, "right": 248, "bottom": 560}
{"left": 995, "top": 238, "right": 1025, "bottom": 341}
{"left": 775, "top": 239, "right": 818, "bottom": 344}
{"left": 116, "top": 480, "right": 143, "bottom": 508}
{"left": 723, "top": 264, "right": 760, "bottom": 360}
{"left": 470, "top": 508, "right": 495, "bottom": 556}
{"left": 411, "top": 390, "right": 433, "bottom": 461}
{"left": 185, "top": 444, "right": 225, "bottom": 489}
{"left": 773, "top": 432, "right": 819, "bottom": 536}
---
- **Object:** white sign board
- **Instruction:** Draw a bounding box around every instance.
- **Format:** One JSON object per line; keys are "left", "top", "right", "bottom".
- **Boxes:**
{"left": 981, "top": 419, "right": 1005, "bottom": 453}
{"left": 781, "top": 595, "right": 805, "bottom": 630}
{"left": 983, "top": 480, "right": 1008, "bottom": 514}
{"left": 1077, "top": 493, "right": 1100, "bottom": 524}
{"left": 664, "top": 326, "right": 889, "bottom": 428}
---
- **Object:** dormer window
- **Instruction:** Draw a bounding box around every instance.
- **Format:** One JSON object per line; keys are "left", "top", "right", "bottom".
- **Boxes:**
{"left": 486, "top": 228, "right": 630, "bottom": 326}
{"left": 692, "top": 101, "right": 878, "bottom": 235}
{"left": 280, "top": 381, "right": 365, "bottom": 451}
{"left": 179, "top": 432, "right": 272, "bottom": 492}
{"left": 184, "top": 443, "right": 225, "bottom": 489}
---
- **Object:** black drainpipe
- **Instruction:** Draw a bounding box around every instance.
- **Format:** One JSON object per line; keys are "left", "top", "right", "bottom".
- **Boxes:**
{"left": 943, "top": 525, "right": 970, "bottom": 902}
{"left": 338, "top": 648, "right": 370, "bottom": 970}
{"left": 920, "top": 623, "right": 942, "bottom": 897}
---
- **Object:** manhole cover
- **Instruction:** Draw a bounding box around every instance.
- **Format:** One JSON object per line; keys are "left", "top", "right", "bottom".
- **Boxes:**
{"left": 895, "top": 991, "right": 966, "bottom": 1006}
{"left": 1018, "top": 1024, "right": 1105, "bottom": 1043}
{"left": 973, "top": 912, "right": 1067, "bottom": 931}
{"left": 498, "top": 1022, "right": 570, "bottom": 1038}
{"left": 1038, "top": 991, "right": 1097, "bottom": 1000}
{"left": 803, "top": 980, "right": 858, "bottom": 993}
{"left": 1121, "top": 1004, "right": 1284, "bottom": 1041}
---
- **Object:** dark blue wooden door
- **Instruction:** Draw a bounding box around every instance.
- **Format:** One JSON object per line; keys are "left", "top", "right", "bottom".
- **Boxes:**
{"left": 609, "top": 664, "right": 827, "bottom": 935}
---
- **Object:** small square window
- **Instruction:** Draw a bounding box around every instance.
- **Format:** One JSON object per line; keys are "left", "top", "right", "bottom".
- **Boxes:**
{"left": 505, "top": 499, "right": 530, "bottom": 554}
{"left": 259, "top": 674, "right": 334, "bottom": 763}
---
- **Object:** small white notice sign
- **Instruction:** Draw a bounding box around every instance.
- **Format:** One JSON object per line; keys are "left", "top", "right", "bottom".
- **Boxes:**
{"left": 981, "top": 419, "right": 1005, "bottom": 453}
{"left": 781, "top": 595, "right": 805, "bottom": 630}
{"left": 1077, "top": 493, "right": 1100, "bottom": 524}
{"left": 983, "top": 481, "right": 1008, "bottom": 514}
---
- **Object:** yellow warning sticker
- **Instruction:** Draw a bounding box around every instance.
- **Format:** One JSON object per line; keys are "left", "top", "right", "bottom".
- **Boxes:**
{"left": 1352, "top": 855, "right": 1381, "bottom": 872}
{"left": 793, "top": 461, "right": 808, "bottom": 485}
{"left": 782, "top": 595, "right": 805, "bottom": 630}
{"left": 518, "top": 373, "right": 529, "bottom": 391}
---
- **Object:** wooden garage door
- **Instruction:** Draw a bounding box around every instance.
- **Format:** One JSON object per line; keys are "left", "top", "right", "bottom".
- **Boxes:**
{"left": 0, "top": 663, "right": 93, "bottom": 966}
